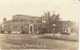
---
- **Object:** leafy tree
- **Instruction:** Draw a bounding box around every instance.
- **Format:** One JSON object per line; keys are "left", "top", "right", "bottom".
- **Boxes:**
{"left": 41, "top": 11, "right": 60, "bottom": 33}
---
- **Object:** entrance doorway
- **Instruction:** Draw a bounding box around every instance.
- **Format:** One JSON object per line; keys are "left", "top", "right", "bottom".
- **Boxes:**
{"left": 29, "top": 24, "right": 34, "bottom": 34}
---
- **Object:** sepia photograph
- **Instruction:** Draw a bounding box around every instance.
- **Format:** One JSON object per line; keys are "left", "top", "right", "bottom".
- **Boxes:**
{"left": 0, "top": 0, "right": 79, "bottom": 50}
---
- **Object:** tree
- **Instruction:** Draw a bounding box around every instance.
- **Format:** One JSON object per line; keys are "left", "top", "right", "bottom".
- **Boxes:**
{"left": 3, "top": 18, "right": 7, "bottom": 23}
{"left": 41, "top": 11, "right": 60, "bottom": 33}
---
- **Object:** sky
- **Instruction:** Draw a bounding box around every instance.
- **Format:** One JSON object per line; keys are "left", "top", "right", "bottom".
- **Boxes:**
{"left": 0, "top": 0, "right": 79, "bottom": 24}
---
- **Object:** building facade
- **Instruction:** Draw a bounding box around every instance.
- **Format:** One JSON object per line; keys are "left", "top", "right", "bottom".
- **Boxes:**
{"left": 0, "top": 14, "right": 74, "bottom": 34}
{"left": 1, "top": 15, "right": 41, "bottom": 34}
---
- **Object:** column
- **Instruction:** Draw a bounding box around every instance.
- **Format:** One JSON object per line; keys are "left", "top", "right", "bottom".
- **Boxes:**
{"left": 36, "top": 24, "right": 39, "bottom": 34}
{"left": 29, "top": 24, "right": 31, "bottom": 34}
{"left": 32, "top": 24, "right": 34, "bottom": 34}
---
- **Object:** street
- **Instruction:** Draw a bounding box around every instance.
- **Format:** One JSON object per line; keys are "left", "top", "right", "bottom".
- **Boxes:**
{"left": 0, "top": 34, "right": 78, "bottom": 50}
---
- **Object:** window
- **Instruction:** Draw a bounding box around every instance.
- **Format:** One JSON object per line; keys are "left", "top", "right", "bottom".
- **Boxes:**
{"left": 42, "top": 20, "right": 46, "bottom": 23}
{"left": 52, "top": 24, "right": 56, "bottom": 27}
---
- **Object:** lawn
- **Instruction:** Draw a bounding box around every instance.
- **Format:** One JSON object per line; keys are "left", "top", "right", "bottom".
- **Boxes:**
{"left": 0, "top": 34, "right": 78, "bottom": 50}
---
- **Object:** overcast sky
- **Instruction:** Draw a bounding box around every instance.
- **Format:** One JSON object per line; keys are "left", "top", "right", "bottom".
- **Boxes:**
{"left": 0, "top": 0, "right": 79, "bottom": 24}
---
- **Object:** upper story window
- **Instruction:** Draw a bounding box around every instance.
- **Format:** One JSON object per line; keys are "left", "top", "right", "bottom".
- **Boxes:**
{"left": 52, "top": 24, "right": 56, "bottom": 27}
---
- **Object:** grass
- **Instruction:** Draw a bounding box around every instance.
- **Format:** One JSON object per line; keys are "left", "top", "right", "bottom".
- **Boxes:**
{"left": 0, "top": 34, "right": 78, "bottom": 50}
